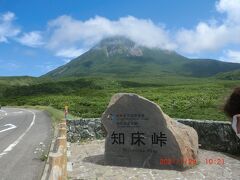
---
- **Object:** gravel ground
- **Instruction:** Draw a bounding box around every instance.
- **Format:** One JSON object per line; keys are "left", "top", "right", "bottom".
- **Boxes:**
{"left": 68, "top": 140, "right": 240, "bottom": 180}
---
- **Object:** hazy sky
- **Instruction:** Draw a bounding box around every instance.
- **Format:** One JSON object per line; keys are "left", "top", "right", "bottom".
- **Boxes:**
{"left": 0, "top": 0, "right": 240, "bottom": 76}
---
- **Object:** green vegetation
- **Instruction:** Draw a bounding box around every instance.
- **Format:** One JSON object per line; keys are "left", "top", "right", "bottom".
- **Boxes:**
{"left": 0, "top": 76, "right": 238, "bottom": 121}
{"left": 0, "top": 76, "right": 37, "bottom": 86}
{"left": 215, "top": 69, "right": 240, "bottom": 80}
{"left": 1, "top": 37, "right": 240, "bottom": 121}
{"left": 39, "top": 153, "right": 48, "bottom": 162}
{"left": 43, "top": 37, "right": 240, "bottom": 78}
{"left": 34, "top": 141, "right": 48, "bottom": 162}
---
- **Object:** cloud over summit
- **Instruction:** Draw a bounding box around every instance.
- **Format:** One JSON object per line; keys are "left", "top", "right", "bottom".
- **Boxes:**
{"left": 44, "top": 0, "right": 240, "bottom": 61}
{"left": 1, "top": 0, "right": 240, "bottom": 63}
{"left": 46, "top": 15, "right": 176, "bottom": 56}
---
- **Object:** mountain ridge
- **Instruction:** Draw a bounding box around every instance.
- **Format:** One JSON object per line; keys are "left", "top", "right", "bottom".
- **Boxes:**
{"left": 43, "top": 36, "right": 240, "bottom": 78}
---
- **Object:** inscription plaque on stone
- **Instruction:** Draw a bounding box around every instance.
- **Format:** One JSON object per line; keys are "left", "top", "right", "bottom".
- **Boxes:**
{"left": 101, "top": 93, "right": 199, "bottom": 170}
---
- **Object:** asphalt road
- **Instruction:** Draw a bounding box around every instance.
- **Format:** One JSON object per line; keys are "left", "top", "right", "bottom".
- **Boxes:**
{"left": 0, "top": 107, "right": 52, "bottom": 180}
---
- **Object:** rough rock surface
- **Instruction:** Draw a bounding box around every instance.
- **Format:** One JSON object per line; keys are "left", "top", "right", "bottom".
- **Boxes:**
{"left": 67, "top": 118, "right": 104, "bottom": 142}
{"left": 101, "top": 93, "right": 199, "bottom": 170}
{"left": 177, "top": 119, "right": 240, "bottom": 155}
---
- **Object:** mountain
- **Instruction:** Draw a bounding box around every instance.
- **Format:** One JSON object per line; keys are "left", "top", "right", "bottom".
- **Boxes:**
{"left": 43, "top": 36, "right": 240, "bottom": 78}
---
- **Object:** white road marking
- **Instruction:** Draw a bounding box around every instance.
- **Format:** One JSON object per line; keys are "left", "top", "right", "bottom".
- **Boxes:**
{"left": 0, "top": 124, "right": 17, "bottom": 133}
{"left": 0, "top": 109, "right": 35, "bottom": 158}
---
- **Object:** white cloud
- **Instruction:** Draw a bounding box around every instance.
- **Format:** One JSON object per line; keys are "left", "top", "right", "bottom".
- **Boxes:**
{"left": 2, "top": 12, "right": 15, "bottom": 21}
{"left": 221, "top": 50, "right": 240, "bottom": 63}
{"left": 0, "top": 11, "right": 176, "bottom": 58}
{"left": 0, "top": 11, "right": 20, "bottom": 42}
{"left": 46, "top": 15, "right": 176, "bottom": 56}
{"left": 62, "top": 58, "right": 71, "bottom": 63}
{"left": 17, "top": 31, "right": 44, "bottom": 47}
{"left": 56, "top": 47, "right": 86, "bottom": 58}
{"left": 2, "top": 0, "right": 240, "bottom": 61}
{"left": 216, "top": 0, "right": 240, "bottom": 24}
{"left": 45, "top": 0, "right": 240, "bottom": 58}
{"left": 176, "top": 23, "right": 239, "bottom": 53}
{"left": 176, "top": 0, "right": 240, "bottom": 54}
{"left": 36, "top": 63, "right": 60, "bottom": 73}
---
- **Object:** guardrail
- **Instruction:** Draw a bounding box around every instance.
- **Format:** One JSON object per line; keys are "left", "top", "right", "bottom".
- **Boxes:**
{"left": 42, "top": 120, "right": 68, "bottom": 180}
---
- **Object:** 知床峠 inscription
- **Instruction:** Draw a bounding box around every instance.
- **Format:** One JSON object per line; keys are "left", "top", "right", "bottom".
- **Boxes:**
{"left": 101, "top": 93, "right": 199, "bottom": 170}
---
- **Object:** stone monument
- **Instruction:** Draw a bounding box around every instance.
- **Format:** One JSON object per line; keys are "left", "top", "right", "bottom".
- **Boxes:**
{"left": 101, "top": 93, "right": 199, "bottom": 170}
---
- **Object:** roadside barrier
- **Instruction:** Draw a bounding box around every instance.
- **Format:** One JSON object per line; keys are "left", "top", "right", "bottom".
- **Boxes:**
{"left": 41, "top": 119, "right": 68, "bottom": 180}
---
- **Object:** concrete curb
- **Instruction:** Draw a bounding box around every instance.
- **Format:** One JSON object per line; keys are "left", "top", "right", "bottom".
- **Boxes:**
{"left": 41, "top": 120, "right": 68, "bottom": 180}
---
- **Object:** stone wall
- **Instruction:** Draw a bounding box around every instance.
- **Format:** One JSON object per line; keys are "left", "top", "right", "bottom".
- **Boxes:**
{"left": 67, "top": 118, "right": 105, "bottom": 142}
{"left": 67, "top": 118, "right": 240, "bottom": 155}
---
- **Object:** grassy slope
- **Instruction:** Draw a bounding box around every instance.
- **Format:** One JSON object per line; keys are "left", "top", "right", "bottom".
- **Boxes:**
{"left": 0, "top": 76, "right": 238, "bottom": 121}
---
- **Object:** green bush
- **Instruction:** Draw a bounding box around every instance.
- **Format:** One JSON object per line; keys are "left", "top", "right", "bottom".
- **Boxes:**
{"left": 0, "top": 77, "right": 238, "bottom": 121}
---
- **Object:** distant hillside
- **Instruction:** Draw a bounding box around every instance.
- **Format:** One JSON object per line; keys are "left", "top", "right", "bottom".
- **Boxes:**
{"left": 215, "top": 69, "right": 240, "bottom": 80}
{"left": 0, "top": 76, "right": 37, "bottom": 86}
{"left": 43, "top": 36, "right": 240, "bottom": 78}
{"left": 0, "top": 76, "right": 38, "bottom": 97}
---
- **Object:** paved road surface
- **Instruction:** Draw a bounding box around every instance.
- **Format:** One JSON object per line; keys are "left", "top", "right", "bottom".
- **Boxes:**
{"left": 0, "top": 107, "right": 52, "bottom": 180}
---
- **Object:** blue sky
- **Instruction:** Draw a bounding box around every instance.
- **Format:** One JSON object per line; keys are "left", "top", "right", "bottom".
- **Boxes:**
{"left": 0, "top": 0, "right": 240, "bottom": 76}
